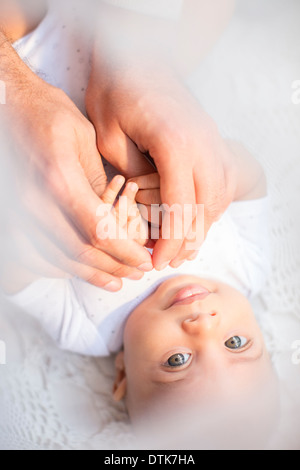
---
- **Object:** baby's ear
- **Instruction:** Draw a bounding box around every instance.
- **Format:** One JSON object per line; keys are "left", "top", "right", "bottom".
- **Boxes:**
{"left": 113, "top": 351, "right": 127, "bottom": 402}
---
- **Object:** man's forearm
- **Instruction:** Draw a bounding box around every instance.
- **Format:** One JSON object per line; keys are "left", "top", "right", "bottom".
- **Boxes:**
{"left": 0, "top": 29, "right": 43, "bottom": 111}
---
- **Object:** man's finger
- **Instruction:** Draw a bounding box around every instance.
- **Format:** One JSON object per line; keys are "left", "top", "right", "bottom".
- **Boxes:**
{"left": 114, "top": 181, "right": 139, "bottom": 228}
{"left": 23, "top": 182, "right": 148, "bottom": 280}
{"left": 80, "top": 135, "right": 108, "bottom": 197}
{"left": 169, "top": 205, "right": 205, "bottom": 267}
{"left": 152, "top": 167, "right": 196, "bottom": 270}
{"left": 194, "top": 166, "right": 224, "bottom": 239}
{"left": 16, "top": 218, "right": 125, "bottom": 291}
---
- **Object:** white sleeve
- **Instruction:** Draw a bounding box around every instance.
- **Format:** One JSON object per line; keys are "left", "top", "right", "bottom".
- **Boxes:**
{"left": 6, "top": 278, "right": 110, "bottom": 357}
{"left": 101, "top": 0, "right": 183, "bottom": 20}
{"left": 226, "top": 196, "right": 271, "bottom": 297}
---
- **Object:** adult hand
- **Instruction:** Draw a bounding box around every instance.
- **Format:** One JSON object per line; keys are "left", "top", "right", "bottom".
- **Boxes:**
{"left": 86, "top": 59, "right": 237, "bottom": 271}
{"left": 1, "top": 38, "right": 153, "bottom": 291}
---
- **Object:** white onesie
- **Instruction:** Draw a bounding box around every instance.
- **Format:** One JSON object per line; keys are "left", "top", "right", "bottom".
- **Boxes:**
{"left": 8, "top": 2, "right": 271, "bottom": 357}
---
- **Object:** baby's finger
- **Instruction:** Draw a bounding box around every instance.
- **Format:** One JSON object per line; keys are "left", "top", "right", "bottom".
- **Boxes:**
{"left": 115, "top": 182, "right": 139, "bottom": 227}
{"left": 122, "top": 181, "right": 139, "bottom": 204}
{"left": 101, "top": 175, "right": 126, "bottom": 206}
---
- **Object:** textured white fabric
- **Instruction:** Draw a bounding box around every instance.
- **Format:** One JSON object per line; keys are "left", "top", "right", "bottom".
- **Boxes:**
{"left": 101, "top": 0, "right": 183, "bottom": 20}
{"left": 7, "top": 197, "right": 270, "bottom": 357}
{"left": 1, "top": 0, "right": 300, "bottom": 450}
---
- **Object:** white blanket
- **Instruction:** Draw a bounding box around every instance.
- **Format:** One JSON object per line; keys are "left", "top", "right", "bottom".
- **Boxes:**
{"left": 1, "top": 0, "right": 300, "bottom": 450}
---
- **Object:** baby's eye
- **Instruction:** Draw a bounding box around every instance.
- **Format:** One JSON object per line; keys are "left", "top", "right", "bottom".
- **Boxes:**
{"left": 225, "top": 336, "right": 248, "bottom": 350}
{"left": 166, "top": 353, "right": 191, "bottom": 367}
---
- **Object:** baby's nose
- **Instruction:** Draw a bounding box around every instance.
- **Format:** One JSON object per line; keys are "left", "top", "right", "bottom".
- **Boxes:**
{"left": 181, "top": 311, "right": 219, "bottom": 335}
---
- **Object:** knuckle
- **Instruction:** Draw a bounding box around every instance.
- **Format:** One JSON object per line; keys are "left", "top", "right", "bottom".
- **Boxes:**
{"left": 151, "top": 124, "right": 189, "bottom": 156}
{"left": 74, "top": 246, "right": 96, "bottom": 265}
{"left": 83, "top": 272, "right": 105, "bottom": 288}
{"left": 110, "top": 265, "right": 131, "bottom": 278}
{"left": 122, "top": 253, "right": 141, "bottom": 267}
{"left": 91, "top": 173, "right": 108, "bottom": 196}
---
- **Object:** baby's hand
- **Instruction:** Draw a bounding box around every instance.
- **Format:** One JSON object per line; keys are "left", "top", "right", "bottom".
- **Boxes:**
{"left": 100, "top": 176, "right": 148, "bottom": 247}
{"left": 128, "top": 173, "right": 163, "bottom": 248}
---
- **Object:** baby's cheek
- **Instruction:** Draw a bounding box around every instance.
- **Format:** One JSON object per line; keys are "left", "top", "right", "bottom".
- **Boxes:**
{"left": 124, "top": 309, "right": 148, "bottom": 348}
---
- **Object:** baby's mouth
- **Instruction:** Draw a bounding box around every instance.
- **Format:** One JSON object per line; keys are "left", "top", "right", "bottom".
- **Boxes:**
{"left": 170, "top": 284, "right": 211, "bottom": 307}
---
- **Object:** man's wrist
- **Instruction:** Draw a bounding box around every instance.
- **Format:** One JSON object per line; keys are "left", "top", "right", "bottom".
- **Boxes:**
{"left": 0, "top": 31, "right": 45, "bottom": 112}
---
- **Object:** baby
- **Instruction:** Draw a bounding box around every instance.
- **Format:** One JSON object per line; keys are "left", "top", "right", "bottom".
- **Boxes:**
{"left": 4, "top": 141, "right": 279, "bottom": 443}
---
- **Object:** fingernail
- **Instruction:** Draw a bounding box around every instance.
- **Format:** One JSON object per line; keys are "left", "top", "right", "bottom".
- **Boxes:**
{"left": 104, "top": 280, "right": 122, "bottom": 292}
{"left": 115, "top": 175, "right": 125, "bottom": 185}
{"left": 138, "top": 262, "right": 153, "bottom": 272}
{"left": 127, "top": 182, "right": 139, "bottom": 192}
{"left": 156, "top": 261, "right": 171, "bottom": 271}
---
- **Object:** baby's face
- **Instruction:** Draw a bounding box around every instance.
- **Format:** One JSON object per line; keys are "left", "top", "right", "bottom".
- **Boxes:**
{"left": 122, "top": 275, "right": 273, "bottom": 421}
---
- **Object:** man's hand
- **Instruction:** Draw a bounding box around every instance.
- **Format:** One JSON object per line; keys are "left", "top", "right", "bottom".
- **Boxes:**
{"left": 0, "top": 175, "right": 150, "bottom": 294}
{"left": 86, "top": 60, "right": 237, "bottom": 270}
{"left": 0, "top": 35, "right": 153, "bottom": 291}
